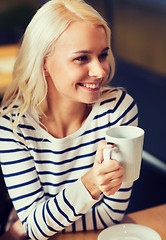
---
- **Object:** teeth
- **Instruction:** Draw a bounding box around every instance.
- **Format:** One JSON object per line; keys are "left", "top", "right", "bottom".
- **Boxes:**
{"left": 82, "top": 83, "right": 99, "bottom": 89}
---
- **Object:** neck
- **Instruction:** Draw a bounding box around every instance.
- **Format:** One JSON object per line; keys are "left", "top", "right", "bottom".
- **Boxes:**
{"left": 41, "top": 81, "right": 92, "bottom": 138}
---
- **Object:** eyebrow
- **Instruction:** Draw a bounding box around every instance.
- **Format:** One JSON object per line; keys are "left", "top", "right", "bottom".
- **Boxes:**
{"left": 73, "top": 47, "right": 109, "bottom": 54}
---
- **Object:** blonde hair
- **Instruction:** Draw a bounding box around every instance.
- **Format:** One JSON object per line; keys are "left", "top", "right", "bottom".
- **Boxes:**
{"left": 1, "top": 0, "right": 115, "bottom": 128}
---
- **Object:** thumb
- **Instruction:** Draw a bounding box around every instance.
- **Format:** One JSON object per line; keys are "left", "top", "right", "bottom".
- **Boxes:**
{"left": 95, "top": 140, "right": 111, "bottom": 164}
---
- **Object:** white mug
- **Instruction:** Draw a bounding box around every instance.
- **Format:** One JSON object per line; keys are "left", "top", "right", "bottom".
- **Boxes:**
{"left": 103, "top": 126, "right": 145, "bottom": 182}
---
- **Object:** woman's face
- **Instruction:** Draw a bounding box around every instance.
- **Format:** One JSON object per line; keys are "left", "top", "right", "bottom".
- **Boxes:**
{"left": 44, "top": 21, "right": 110, "bottom": 104}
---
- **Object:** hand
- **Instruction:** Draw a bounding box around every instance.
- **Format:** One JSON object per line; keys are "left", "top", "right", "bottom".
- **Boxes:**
{"left": 0, "top": 220, "right": 28, "bottom": 240}
{"left": 82, "top": 140, "right": 124, "bottom": 198}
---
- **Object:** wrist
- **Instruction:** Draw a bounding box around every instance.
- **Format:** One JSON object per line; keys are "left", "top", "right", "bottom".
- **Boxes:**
{"left": 81, "top": 170, "right": 101, "bottom": 199}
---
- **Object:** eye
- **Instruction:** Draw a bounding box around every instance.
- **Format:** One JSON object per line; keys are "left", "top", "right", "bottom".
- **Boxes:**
{"left": 98, "top": 52, "right": 108, "bottom": 62}
{"left": 74, "top": 55, "right": 89, "bottom": 63}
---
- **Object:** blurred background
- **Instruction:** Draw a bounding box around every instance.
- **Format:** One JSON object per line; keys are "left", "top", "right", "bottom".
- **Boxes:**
{"left": 0, "top": 0, "right": 166, "bottom": 235}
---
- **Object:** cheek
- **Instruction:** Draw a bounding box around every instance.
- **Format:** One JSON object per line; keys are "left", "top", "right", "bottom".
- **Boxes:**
{"left": 67, "top": 65, "right": 88, "bottom": 81}
{"left": 104, "top": 62, "right": 110, "bottom": 76}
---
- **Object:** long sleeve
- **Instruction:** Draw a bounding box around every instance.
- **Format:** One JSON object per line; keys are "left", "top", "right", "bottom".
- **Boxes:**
{"left": 0, "top": 89, "right": 138, "bottom": 239}
{"left": 0, "top": 137, "right": 99, "bottom": 239}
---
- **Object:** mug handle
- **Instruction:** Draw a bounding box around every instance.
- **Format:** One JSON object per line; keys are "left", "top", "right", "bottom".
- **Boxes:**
{"left": 103, "top": 146, "right": 119, "bottom": 161}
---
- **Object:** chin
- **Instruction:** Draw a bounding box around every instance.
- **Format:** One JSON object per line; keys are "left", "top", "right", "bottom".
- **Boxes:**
{"left": 84, "top": 97, "right": 100, "bottom": 105}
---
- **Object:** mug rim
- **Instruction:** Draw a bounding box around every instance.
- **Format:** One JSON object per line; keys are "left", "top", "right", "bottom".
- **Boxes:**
{"left": 106, "top": 126, "right": 145, "bottom": 139}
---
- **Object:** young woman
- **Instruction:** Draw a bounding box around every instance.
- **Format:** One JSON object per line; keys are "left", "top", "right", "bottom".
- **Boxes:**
{"left": 0, "top": 0, "right": 138, "bottom": 239}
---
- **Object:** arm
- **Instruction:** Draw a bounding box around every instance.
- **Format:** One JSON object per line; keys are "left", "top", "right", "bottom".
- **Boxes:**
{"left": 0, "top": 137, "right": 99, "bottom": 239}
{"left": 0, "top": 91, "right": 138, "bottom": 239}
{"left": 69, "top": 90, "right": 138, "bottom": 231}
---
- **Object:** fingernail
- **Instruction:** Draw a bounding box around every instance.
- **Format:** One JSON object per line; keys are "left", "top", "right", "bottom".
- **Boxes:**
{"left": 107, "top": 142, "right": 114, "bottom": 146}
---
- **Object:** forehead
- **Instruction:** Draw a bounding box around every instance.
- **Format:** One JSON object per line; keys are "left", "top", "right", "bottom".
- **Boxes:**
{"left": 54, "top": 21, "right": 108, "bottom": 52}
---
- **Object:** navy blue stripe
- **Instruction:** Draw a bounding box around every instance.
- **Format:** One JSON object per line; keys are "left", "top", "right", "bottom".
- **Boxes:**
{"left": 81, "top": 124, "right": 109, "bottom": 136}
{"left": 42, "top": 179, "right": 77, "bottom": 188}
{"left": 118, "top": 185, "right": 133, "bottom": 192}
{"left": 113, "top": 90, "right": 126, "bottom": 112}
{"left": 26, "top": 223, "right": 29, "bottom": 238}
{"left": 30, "top": 138, "right": 103, "bottom": 155}
{"left": 72, "top": 222, "right": 76, "bottom": 232}
{"left": 2, "top": 112, "right": 25, "bottom": 119}
{"left": 82, "top": 101, "right": 136, "bottom": 136}
{"left": 18, "top": 132, "right": 49, "bottom": 142}
{"left": 31, "top": 227, "right": 38, "bottom": 240}
{"left": 94, "top": 110, "right": 112, "bottom": 120}
{"left": 109, "top": 101, "right": 136, "bottom": 126}
{"left": 17, "top": 204, "right": 32, "bottom": 214}
{"left": 93, "top": 92, "right": 126, "bottom": 120}
{"left": 109, "top": 217, "right": 120, "bottom": 224}
{"left": 0, "top": 137, "right": 17, "bottom": 142}
{"left": 107, "top": 197, "right": 130, "bottom": 203}
{"left": 22, "top": 218, "right": 26, "bottom": 225}
{"left": 103, "top": 208, "right": 121, "bottom": 225}
{"left": 18, "top": 124, "right": 35, "bottom": 130}
{"left": 7, "top": 177, "right": 38, "bottom": 190}
{"left": 95, "top": 90, "right": 126, "bottom": 121}
{"left": 97, "top": 209, "right": 108, "bottom": 228}
{"left": 0, "top": 138, "right": 26, "bottom": 148}
{"left": 34, "top": 208, "right": 50, "bottom": 238}
{"left": 1, "top": 156, "right": 32, "bottom": 165}
{"left": 35, "top": 151, "right": 96, "bottom": 166}
{"left": 0, "top": 125, "right": 48, "bottom": 142}
{"left": 63, "top": 189, "right": 83, "bottom": 217}
{"left": 121, "top": 113, "right": 138, "bottom": 126}
{"left": 82, "top": 215, "right": 86, "bottom": 231}
{"left": 0, "top": 124, "right": 13, "bottom": 133}
{"left": 0, "top": 148, "right": 27, "bottom": 154}
{"left": 103, "top": 186, "right": 133, "bottom": 196}
{"left": 44, "top": 192, "right": 59, "bottom": 198}
{"left": 42, "top": 201, "right": 47, "bottom": 226}
{"left": 103, "top": 201, "right": 126, "bottom": 214}
{"left": 94, "top": 97, "right": 119, "bottom": 120}
{"left": 42, "top": 201, "right": 59, "bottom": 233}
{"left": 38, "top": 163, "right": 93, "bottom": 176}
{"left": 46, "top": 200, "right": 65, "bottom": 228}
{"left": 100, "top": 97, "right": 116, "bottom": 106}
{"left": 17, "top": 194, "right": 45, "bottom": 214}
{"left": 54, "top": 197, "right": 73, "bottom": 224}
{"left": 3, "top": 166, "right": 36, "bottom": 177}
{"left": 92, "top": 205, "right": 97, "bottom": 230}
{"left": 0, "top": 136, "right": 22, "bottom": 144}
{"left": 100, "top": 89, "right": 119, "bottom": 106}
{"left": 2, "top": 105, "right": 19, "bottom": 111}
{"left": 12, "top": 187, "right": 43, "bottom": 201}
{"left": 24, "top": 136, "right": 49, "bottom": 142}
{"left": 121, "top": 100, "right": 136, "bottom": 119}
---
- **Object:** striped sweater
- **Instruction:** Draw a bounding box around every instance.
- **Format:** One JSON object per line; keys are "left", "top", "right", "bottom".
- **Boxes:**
{"left": 0, "top": 89, "right": 138, "bottom": 240}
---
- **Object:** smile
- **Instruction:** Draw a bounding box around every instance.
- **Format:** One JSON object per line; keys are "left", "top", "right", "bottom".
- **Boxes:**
{"left": 78, "top": 82, "right": 100, "bottom": 89}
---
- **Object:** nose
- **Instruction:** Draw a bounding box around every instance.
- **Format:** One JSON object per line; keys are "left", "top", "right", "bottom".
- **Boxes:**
{"left": 88, "top": 59, "right": 106, "bottom": 79}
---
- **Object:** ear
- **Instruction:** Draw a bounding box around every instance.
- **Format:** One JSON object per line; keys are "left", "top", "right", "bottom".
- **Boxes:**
{"left": 43, "top": 58, "right": 49, "bottom": 77}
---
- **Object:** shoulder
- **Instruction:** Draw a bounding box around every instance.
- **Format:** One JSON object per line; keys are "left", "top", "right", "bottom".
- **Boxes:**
{"left": 99, "top": 87, "right": 136, "bottom": 109}
{"left": 0, "top": 103, "right": 21, "bottom": 126}
{"left": 96, "top": 87, "right": 138, "bottom": 126}
{"left": 0, "top": 103, "right": 36, "bottom": 135}
{"left": 0, "top": 105, "right": 12, "bottom": 129}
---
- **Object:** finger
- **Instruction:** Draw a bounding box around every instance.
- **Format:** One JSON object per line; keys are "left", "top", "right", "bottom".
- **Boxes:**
{"left": 95, "top": 140, "right": 108, "bottom": 164}
{"left": 93, "top": 161, "right": 123, "bottom": 190}
{"left": 101, "top": 159, "right": 122, "bottom": 173}
{"left": 102, "top": 176, "right": 123, "bottom": 195}
{"left": 103, "top": 183, "right": 122, "bottom": 196}
{"left": 98, "top": 166, "right": 124, "bottom": 185}
{"left": 95, "top": 141, "right": 116, "bottom": 164}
